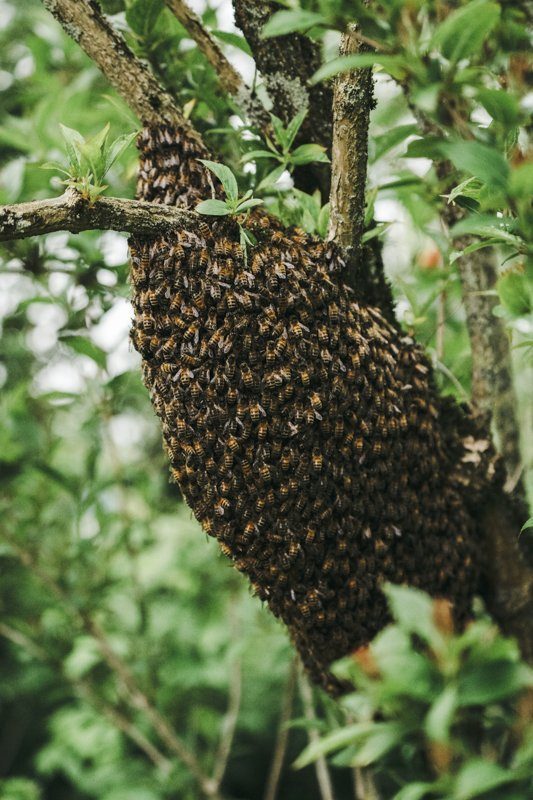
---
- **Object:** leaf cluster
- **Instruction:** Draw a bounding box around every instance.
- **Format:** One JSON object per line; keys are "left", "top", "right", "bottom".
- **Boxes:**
{"left": 296, "top": 584, "right": 533, "bottom": 800}
{"left": 43, "top": 124, "right": 138, "bottom": 202}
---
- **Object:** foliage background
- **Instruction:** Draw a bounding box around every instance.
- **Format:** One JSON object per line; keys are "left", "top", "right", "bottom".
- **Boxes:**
{"left": 0, "top": 1, "right": 531, "bottom": 799}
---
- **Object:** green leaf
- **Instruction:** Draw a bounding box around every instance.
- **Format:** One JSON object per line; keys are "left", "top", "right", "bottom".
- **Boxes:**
{"left": 372, "top": 124, "right": 417, "bottom": 162}
{"left": 404, "top": 136, "right": 446, "bottom": 160}
{"left": 311, "top": 54, "right": 410, "bottom": 84}
{"left": 270, "top": 114, "right": 289, "bottom": 151}
{"left": 103, "top": 130, "right": 138, "bottom": 175}
{"left": 41, "top": 161, "right": 71, "bottom": 176}
{"left": 241, "top": 150, "right": 278, "bottom": 163}
{"left": 257, "top": 164, "right": 287, "bottom": 191}
{"left": 431, "top": 0, "right": 501, "bottom": 63}
{"left": 285, "top": 109, "right": 308, "bottom": 149}
{"left": 196, "top": 199, "right": 231, "bottom": 216}
{"left": 348, "top": 724, "right": 405, "bottom": 767}
{"left": 60, "top": 335, "right": 107, "bottom": 369}
{"left": 236, "top": 198, "right": 263, "bottom": 212}
{"left": 453, "top": 759, "right": 517, "bottom": 799}
{"left": 496, "top": 272, "right": 531, "bottom": 317}
{"left": 59, "top": 123, "right": 84, "bottom": 172}
{"left": 290, "top": 143, "right": 329, "bottom": 166}
{"left": 476, "top": 89, "right": 521, "bottom": 127}
{"left": 383, "top": 584, "right": 441, "bottom": 646}
{"left": 441, "top": 141, "right": 509, "bottom": 190}
{"left": 425, "top": 686, "right": 458, "bottom": 743}
{"left": 393, "top": 783, "right": 443, "bottom": 800}
{"left": 212, "top": 30, "right": 252, "bottom": 56}
{"left": 199, "top": 159, "right": 239, "bottom": 203}
{"left": 509, "top": 163, "right": 533, "bottom": 198}
{"left": 294, "top": 723, "right": 375, "bottom": 769}
{"left": 458, "top": 660, "right": 533, "bottom": 705}
{"left": 520, "top": 517, "right": 533, "bottom": 534}
{"left": 261, "top": 10, "right": 327, "bottom": 39}
{"left": 78, "top": 123, "right": 110, "bottom": 184}
{"left": 450, "top": 214, "right": 522, "bottom": 246}
{"left": 126, "top": 0, "right": 162, "bottom": 36}
{"left": 317, "top": 202, "right": 330, "bottom": 239}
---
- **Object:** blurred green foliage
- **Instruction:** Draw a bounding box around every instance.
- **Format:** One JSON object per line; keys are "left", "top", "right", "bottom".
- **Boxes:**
{"left": 297, "top": 585, "right": 533, "bottom": 799}
{"left": 0, "top": 1, "right": 532, "bottom": 799}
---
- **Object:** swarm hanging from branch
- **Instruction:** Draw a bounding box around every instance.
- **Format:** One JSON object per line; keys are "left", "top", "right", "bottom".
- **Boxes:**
{"left": 129, "top": 124, "right": 498, "bottom": 693}
{"left": 24, "top": 0, "right": 531, "bottom": 682}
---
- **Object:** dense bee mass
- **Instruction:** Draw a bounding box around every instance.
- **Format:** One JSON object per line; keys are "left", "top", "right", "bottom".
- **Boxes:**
{"left": 130, "top": 126, "right": 484, "bottom": 693}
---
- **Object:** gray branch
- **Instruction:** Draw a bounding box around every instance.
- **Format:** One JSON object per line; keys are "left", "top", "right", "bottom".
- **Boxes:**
{"left": 0, "top": 190, "right": 197, "bottom": 241}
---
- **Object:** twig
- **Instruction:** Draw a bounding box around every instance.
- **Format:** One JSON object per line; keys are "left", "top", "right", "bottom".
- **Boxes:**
{"left": 298, "top": 670, "right": 336, "bottom": 800}
{"left": 162, "top": 0, "right": 269, "bottom": 131}
{"left": 0, "top": 189, "right": 198, "bottom": 242}
{"left": 0, "top": 622, "right": 172, "bottom": 775}
{"left": 263, "top": 657, "right": 298, "bottom": 800}
{"left": 211, "top": 604, "right": 243, "bottom": 792}
{"left": 5, "top": 539, "right": 220, "bottom": 799}
{"left": 40, "top": 0, "right": 196, "bottom": 133}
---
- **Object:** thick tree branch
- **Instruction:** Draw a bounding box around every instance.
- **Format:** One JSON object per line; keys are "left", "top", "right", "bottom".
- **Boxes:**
{"left": 328, "top": 25, "right": 395, "bottom": 321}
{"left": 162, "top": 0, "right": 269, "bottom": 131}
{"left": 0, "top": 189, "right": 197, "bottom": 241}
{"left": 41, "top": 0, "right": 198, "bottom": 135}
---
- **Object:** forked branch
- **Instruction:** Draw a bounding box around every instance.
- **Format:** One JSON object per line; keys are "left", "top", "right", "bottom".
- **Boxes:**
{"left": 163, "top": 0, "right": 269, "bottom": 131}
{"left": 41, "top": 0, "right": 198, "bottom": 135}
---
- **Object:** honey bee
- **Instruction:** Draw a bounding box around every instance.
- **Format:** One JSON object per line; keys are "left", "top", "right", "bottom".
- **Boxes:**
{"left": 317, "top": 325, "right": 329, "bottom": 345}
{"left": 226, "top": 387, "right": 238, "bottom": 404}
{"left": 310, "top": 392, "right": 322, "bottom": 411}
{"left": 250, "top": 402, "right": 265, "bottom": 422}
{"left": 311, "top": 448, "right": 323, "bottom": 471}
{"left": 258, "top": 420, "right": 268, "bottom": 441}
{"left": 221, "top": 450, "right": 234, "bottom": 470}
{"left": 274, "top": 335, "right": 288, "bottom": 358}
{"left": 241, "top": 363, "right": 255, "bottom": 390}
{"left": 242, "top": 458, "right": 252, "bottom": 478}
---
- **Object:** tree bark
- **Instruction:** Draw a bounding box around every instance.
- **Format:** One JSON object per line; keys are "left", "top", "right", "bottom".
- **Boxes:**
{"left": 0, "top": 190, "right": 197, "bottom": 241}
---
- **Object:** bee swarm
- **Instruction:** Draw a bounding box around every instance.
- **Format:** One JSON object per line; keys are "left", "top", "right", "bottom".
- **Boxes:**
{"left": 130, "top": 126, "right": 484, "bottom": 694}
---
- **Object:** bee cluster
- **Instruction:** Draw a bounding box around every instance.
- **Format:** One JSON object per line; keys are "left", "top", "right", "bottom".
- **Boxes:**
{"left": 130, "top": 126, "right": 481, "bottom": 693}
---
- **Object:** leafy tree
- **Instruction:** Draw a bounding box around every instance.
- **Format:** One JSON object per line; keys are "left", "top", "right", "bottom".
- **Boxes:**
{"left": 0, "top": 1, "right": 531, "bottom": 799}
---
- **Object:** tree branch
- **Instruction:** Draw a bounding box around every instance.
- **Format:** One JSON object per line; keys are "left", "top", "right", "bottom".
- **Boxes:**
{"left": 40, "top": 0, "right": 197, "bottom": 135}
{"left": 162, "top": 0, "right": 269, "bottom": 131}
{"left": 0, "top": 189, "right": 197, "bottom": 241}
{"left": 327, "top": 24, "right": 395, "bottom": 320}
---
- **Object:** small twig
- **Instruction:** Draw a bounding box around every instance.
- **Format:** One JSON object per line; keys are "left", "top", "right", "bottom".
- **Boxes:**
{"left": 40, "top": 0, "right": 198, "bottom": 134}
{"left": 163, "top": 0, "right": 269, "bottom": 131}
{"left": 263, "top": 657, "right": 298, "bottom": 800}
{"left": 5, "top": 539, "right": 219, "bottom": 799}
{"left": 298, "top": 669, "right": 336, "bottom": 800}
{"left": 436, "top": 289, "right": 446, "bottom": 363}
{"left": 211, "top": 604, "right": 243, "bottom": 792}
{"left": 0, "top": 189, "right": 198, "bottom": 242}
{"left": 0, "top": 622, "right": 172, "bottom": 775}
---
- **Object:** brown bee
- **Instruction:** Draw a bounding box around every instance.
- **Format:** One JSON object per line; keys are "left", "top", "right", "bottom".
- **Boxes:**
{"left": 266, "top": 342, "right": 276, "bottom": 366}
{"left": 274, "top": 335, "right": 288, "bottom": 358}
{"left": 258, "top": 420, "right": 268, "bottom": 441}
{"left": 311, "top": 448, "right": 323, "bottom": 471}
{"left": 250, "top": 402, "right": 265, "bottom": 422}
{"left": 241, "top": 364, "right": 255, "bottom": 390}
{"left": 310, "top": 392, "right": 322, "bottom": 411}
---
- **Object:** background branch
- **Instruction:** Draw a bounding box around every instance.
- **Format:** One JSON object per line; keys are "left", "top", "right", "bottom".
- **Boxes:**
{"left": 233, "top": 0, "right": 332, "bottom": 198}
{"left": 263, "top": 657, "right": 298, "bottom": 800}
{"left": 163, "top": 0, "right": 269, "bottom": 131}
{"left": 298, "top": 670, "right": 336, "bottom": 800}
{"left": 0, "top": 189, "right": 197, "bottom": 241}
